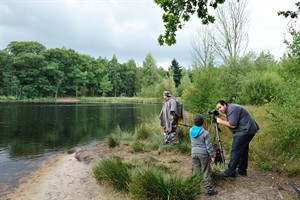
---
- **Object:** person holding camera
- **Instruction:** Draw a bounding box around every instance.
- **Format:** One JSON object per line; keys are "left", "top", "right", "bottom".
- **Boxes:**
{"left": 159, "top": 91, "right": 179, "bottom": 145}
{"left": 215, "top": 100, "right": 259, "bottom": 177}
{"left": 190, "top": 114, "right": 218, "bottom": 196}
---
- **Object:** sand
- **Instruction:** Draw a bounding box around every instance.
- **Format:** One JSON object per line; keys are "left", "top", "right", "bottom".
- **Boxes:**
{"left": 3, "top": 152, "right": 127, "bottom": 200}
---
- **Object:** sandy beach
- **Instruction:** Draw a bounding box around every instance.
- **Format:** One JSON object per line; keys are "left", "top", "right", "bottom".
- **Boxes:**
{"left": 3, "top": 151, "right": 127, "bottom": 200}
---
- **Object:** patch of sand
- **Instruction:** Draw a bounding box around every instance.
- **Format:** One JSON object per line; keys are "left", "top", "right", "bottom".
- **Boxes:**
{"left": 4, "top": 152, "right": 127, "bottom": 200}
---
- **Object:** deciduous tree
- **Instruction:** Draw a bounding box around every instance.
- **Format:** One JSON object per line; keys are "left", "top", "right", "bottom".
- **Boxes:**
{"left": 154, "top": 0, "right": 228, "bottom": 45}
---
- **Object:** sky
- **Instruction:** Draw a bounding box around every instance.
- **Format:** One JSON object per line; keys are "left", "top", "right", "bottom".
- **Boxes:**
{"left": 0, "top": 0, "right": 297, "bottom": 69}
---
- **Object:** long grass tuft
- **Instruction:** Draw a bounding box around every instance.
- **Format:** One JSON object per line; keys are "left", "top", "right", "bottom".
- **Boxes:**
{"left": 93, "top": 156, "right": 130, "bottom": 191}
{"left": 129, "top": 168, "right": 202, "bottom": 200}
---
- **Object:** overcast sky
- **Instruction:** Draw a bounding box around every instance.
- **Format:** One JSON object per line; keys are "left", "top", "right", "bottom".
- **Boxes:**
{"left": 0, "top": 0, "right": 297, "bottom": 69}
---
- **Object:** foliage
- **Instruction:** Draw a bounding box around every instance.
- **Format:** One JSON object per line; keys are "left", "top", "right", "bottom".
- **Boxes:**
{"left": 177, "top": 71, "right": 192, "bottom": 97}
{"left": 134, "top": 124, "right": 151, "bottom": 140}
{"left": 278, "top": 2, "right": 300, "bottom": 19}
{"left": 0, "top": 42, "right": 172, "bottom": 99}
{"left": 169, "top": 59, "right": 182, "bottom": 88}
{"left": 154, "top": 0, "right": 227, "bottom": 45}
{"left": 129, "top": 168, "right": 202, "bottom": 200}
{"left": 93, "top": 156, "right": 130, "bottom": 191}
{"left": 238, "top": 70, "right": 283, "bottom": 105}
{"left": 108, "top": 134, "right": 120, "bottom": 148}
{"left": 131, "top": 141, "right": 145, "bottom": 153}
{"left": 182, "top": 65, "right": 219, "bottom": 114}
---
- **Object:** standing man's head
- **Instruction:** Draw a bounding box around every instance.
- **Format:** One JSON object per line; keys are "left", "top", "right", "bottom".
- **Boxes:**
{"left": 163, "top": 91, "right": 171, "bottom": 101}
{"left": 216, "top": 100, "right": 228, "bottom": 113}
{"left": 193, "top": 114, "right": 204, "bottom": 127}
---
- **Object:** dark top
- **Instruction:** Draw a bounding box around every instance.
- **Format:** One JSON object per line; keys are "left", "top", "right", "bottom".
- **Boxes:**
{"left": 226, "top": 104, "right": 260, "bottom": 136}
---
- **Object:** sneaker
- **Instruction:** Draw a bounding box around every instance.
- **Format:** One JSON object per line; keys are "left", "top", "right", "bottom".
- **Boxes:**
{"left": 237, "top": 169, "right": 247, "bottom": 177}
{"left": 205, "top": 190, "right": 218, "bottom": 196}
{"left": 221, "top": 170, "right": 236, "bottom": 177}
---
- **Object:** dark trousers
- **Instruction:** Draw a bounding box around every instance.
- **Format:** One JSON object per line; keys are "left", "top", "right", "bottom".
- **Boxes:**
{"left": 192, "top": 153, "right": 214, "bottom": 193}
{"left": 227, "top": 133, "right": 255, "bottom": 173}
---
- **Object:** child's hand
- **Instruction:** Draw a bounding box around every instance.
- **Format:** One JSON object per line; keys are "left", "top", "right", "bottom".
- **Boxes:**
{"left": 210, "top": 157, "right": 215, "bottom": 164}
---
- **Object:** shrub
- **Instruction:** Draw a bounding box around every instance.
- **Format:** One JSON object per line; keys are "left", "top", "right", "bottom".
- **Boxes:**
{"left": 176, "top": 141, "right": 191, "bottom": 154}
{"left": 92, "top": 156, "right": 130, "bottom": 191}
{"left": 107, "top": 135, "right": 120, "bottom": 148}
{"left": 129, "top": 168, "right": 202, "bottom": 200}
{"left": 238, "top": 71, "right": 283, "bottom": 105}
{"left": 131, "top": 141, "right": 144, "bottom": 153}
{"left": 134, "top": 124, "right": 151, "bottom": 140}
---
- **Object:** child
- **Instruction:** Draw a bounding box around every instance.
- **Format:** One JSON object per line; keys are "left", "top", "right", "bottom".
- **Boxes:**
{"left": 190, "top": 114, "right": 218, "bottom": 196}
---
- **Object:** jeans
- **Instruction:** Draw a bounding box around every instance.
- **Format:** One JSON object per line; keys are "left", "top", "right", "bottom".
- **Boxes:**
{"left": 227, "top": 133, "right": 255, "bottom": 174}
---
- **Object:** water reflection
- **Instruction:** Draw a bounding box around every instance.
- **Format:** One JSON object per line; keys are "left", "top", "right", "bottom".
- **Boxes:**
{"left": 0, "top": 102, "right": 161, "bottom": 192}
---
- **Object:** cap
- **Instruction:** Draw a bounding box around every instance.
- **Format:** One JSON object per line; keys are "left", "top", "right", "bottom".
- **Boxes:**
{"left": 163, "top": 91, "right": 171, "bottom": 97}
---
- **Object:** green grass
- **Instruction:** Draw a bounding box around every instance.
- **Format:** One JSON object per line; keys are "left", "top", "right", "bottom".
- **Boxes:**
{"left": 129, "top": 168, "right": 202, "bottom": 200}
{"left": 79, "top": 96, "right": 161, "bottom": 104}
{"left": 94, "top": 104, "right": 300, "bottom": 199}
{"left": 93, "top": 156, "right": 130, "bottom": 191}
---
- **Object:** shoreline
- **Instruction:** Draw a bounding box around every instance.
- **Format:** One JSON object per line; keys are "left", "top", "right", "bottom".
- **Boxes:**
{"left": 3, "top": 148, "right": 128, "bottom": 200}
{"left": 2, "top": 140, "right": 299, "bottom": 200}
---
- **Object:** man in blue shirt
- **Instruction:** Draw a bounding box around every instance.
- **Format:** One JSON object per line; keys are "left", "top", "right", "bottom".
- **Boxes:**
{"left": 215, "top": 100, "right": 259, "bottom": 177}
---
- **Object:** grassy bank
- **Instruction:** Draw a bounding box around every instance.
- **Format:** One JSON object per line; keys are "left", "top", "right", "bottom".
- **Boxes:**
{"left": 78, "top": 97, "right": 161, "bottom": 104}
{"left": 92, "top": 104, "right": 299, "bottom": 199}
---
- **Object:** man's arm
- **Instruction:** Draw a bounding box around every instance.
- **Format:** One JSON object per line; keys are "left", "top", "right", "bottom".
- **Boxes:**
{"left": 216, "top": 117, "right": 236, "bottom": 129}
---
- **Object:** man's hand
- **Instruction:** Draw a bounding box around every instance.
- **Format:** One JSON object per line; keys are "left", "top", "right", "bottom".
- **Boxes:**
{"left": 216, "top": 117, "right": 236, "bottom": 129}
{"left": 210, "top": 157, "right": 215, "bottom": 164}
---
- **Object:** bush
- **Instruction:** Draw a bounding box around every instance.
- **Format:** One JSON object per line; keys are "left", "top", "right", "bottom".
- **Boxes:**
{"left": 238, "top": 71, "right": 283, "bottom": 105}
{"left": 134, "top": 124, "right": 151, "bottom": 140}
{"left": 129, "top": 168, "right": 202, "bottom": 200}
{"left": 131, "top": 141, "right": 145, "bottom": 153}
{"left": 107, "top": 135, "right": 120, "bottom": 148}
{"left": 92, "top": 156, "right": 130, "bottom": 191}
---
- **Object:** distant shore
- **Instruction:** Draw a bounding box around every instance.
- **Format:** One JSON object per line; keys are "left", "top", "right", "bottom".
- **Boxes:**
{"left": 0, "top": 96, "right": 162, "bottom": 104}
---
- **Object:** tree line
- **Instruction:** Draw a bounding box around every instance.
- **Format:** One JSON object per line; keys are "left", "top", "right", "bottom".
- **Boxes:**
{"left": 0, "top": 41, "right": 185, "bottom": 99}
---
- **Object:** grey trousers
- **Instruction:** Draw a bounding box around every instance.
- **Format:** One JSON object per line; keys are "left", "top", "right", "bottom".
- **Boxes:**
{"left": 192, "top": 153, "right": 214, "bottom": 193}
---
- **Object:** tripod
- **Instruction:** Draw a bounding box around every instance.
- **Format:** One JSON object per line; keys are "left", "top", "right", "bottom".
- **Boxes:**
{"left": 208, "top": 116, "right": 226, "bottom": 169}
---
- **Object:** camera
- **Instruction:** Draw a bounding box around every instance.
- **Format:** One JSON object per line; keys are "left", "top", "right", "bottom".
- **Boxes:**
{"left": 208, "top": 109, "right": 219, "bottom": 116}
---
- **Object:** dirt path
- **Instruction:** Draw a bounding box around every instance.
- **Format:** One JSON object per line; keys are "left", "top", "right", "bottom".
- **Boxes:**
{"left": 3, "top": 141, "right": 299, "bottom": 200}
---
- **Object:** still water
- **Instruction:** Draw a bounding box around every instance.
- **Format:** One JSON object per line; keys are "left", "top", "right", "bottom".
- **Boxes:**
{"left": 0, "top": 102, "right": 162, "bottom": 193}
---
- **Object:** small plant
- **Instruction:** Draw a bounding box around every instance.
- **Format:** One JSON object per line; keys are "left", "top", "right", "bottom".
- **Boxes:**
{"left": 107, "top": 135, "right": 120, "bottom": 148}
{"left": 131, "top": 141, "right": 144, "bottom": 153}
{"left": 259, "top": 162, "right": 272, "bottom": 171}
{"left": 92, "top": 156, "right": 130, "bottom": 191}
{"left": 177, "top": 141, "right": 191, "bottom": 154}
{"left": 165, "top": 172, "right": 202, "bottom": 199}
{"left": 129, "top": 168, "right": 202, "bottom": 200}
{"left": 134, "top": 124, "right": 151, "bottom": 140}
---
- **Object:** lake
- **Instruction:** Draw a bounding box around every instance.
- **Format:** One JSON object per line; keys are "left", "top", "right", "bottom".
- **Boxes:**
{"left": 0, "top": 102, "right": 162, "bottom": 193}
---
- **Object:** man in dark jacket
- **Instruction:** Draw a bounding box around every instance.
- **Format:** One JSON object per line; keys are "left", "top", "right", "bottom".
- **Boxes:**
{"left": 215, "top": 100, "right": 259, "bottom": 177}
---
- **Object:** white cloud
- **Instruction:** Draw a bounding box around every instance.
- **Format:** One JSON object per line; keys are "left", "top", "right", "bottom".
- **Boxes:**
{"left": 0, "top": 0, "right": 297, "bottom": 69}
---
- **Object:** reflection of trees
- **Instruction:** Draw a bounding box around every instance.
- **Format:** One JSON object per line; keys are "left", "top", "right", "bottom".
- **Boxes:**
{"left": 0, "top": 103, "right": 161, "bottom": 158}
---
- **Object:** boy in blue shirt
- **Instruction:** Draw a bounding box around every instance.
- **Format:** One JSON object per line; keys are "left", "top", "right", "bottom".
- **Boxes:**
{"left": 190, "top": 114, "right": 218, "bottom": 196}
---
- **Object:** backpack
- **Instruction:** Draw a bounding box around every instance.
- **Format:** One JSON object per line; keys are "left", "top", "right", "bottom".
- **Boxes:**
{"left": 176, "top": 101, "right": 186, "bottom": 126}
